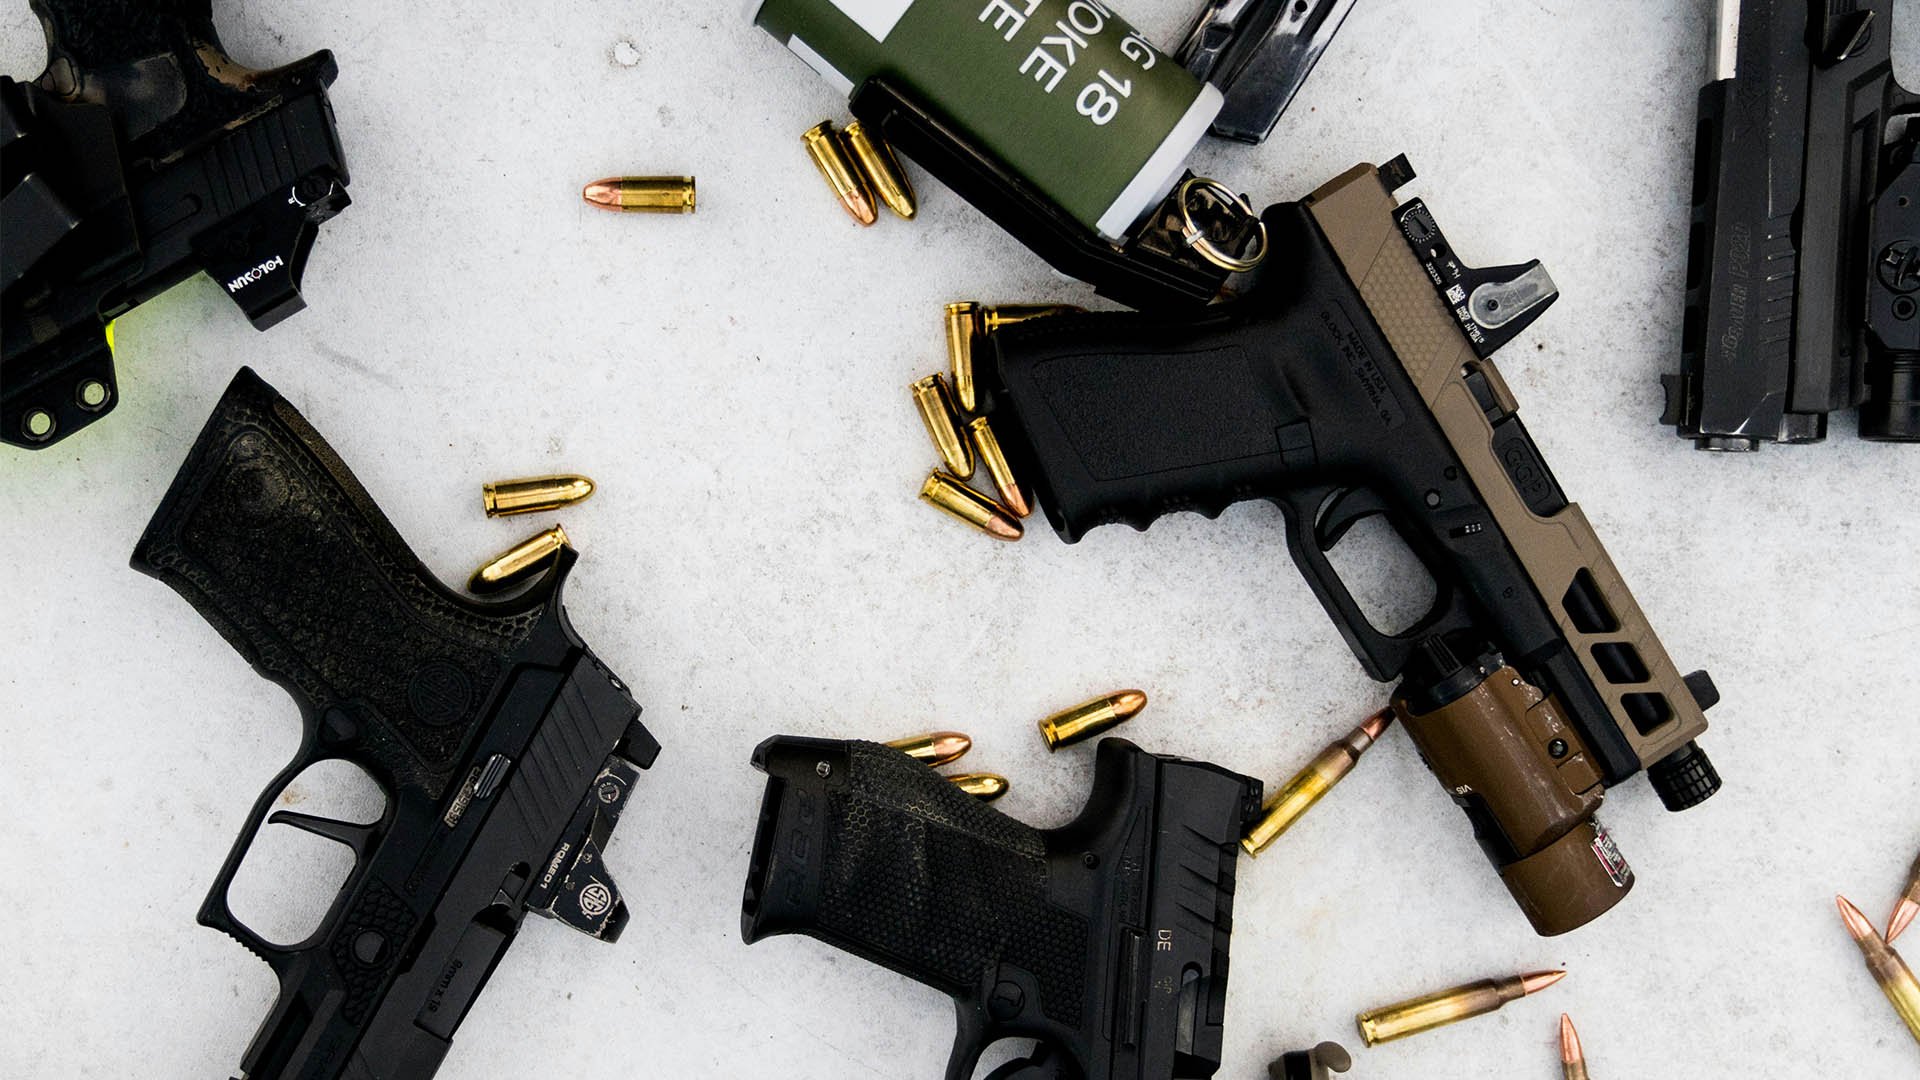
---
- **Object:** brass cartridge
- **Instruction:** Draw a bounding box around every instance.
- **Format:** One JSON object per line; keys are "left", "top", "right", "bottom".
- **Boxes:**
{"left": 483, "top": 474, "right": 596, "bottom": 517}
{"left": 581, "top": 176, "right": 696, "bottom": 213}
{"left": 843, "top": 121, "right": 916, "bottom": 220}
{"left": 968, "top": 416, "right": 1030, "bottom": 518}
{"left": 1355, "top": 970, "right": 1564, "bottom": 1046}
{"left": 1889, "top": 851, "right": 1920, "bottom": 943}
{"left": 1838, "top": 895, "right": 1920, "bottom": 1045}
{"left": 885, "top": 731, "right": 972, "bottom": 768}
{"left": 1242, "top": 709, "right": 1393, "bottom": 856}
{"left": 911, "top": 374, "right": 974, "bottom": 478}
{"left": 1038, "top": 690, "right": 1146, "bottom": 750}
{"left": 981, "top": 303, "right": 1085, "bottom": 332}
{"left": 469, "top": 524, "right": 569, "bottom": 595}
{"left": 918, "top": 472, "right": 1021, "bottom": 541}
{"left": 944, "top": 302, "right": 982, "bottom": 412}
{"left": 948, "top": 772, "right": 1008, "bottom": 801}
{"left": 802, "top": 121, "right": 876, "bottom": 226}
{"left": 1559, "top": 1014, "right": 1588, "bottom": 1080}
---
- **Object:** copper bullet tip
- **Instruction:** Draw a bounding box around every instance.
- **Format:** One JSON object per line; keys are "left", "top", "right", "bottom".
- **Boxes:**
{"left": 886, "top": 731, "right": 972, "bottom": 768}
{"left": 1890, "top": 898, "right": 1919, "bottom": 944}
{"left": 1358, "top": 707, "right": 1394, "bottom": 743}
{"left": 844, "top": 189, "right": 878, "bottom": 226}
{"left": 1559, "top": 1013, "right": 1583, "bottom": 1065}
{"left": 1520, "top": 970, "right": 1567, "bottom": 996}
{"left": 1838, "top": 894, "right": 1879, "bottom": 943}
{"left": 1112, "top": 689, "right": 1148, "bottom": 717}
{"left": 582, "top": 180, "right": 618, "bottom": 207}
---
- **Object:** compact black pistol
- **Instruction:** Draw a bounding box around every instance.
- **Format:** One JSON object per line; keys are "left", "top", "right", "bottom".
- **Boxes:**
{"left": 3, "top": 0, "right": 350, "bottom": 450}
{"left": 132, "top": 369, "right": 658, "bottom": 1079}
{"left": 1667, "top": 0, "right": 1920, "bottom": 447}
{"left": 973, "top": 161, "right": 1723, "bottom": 936}
{"left": 743, "top": 736, "right": 1261, "bottom": 1079}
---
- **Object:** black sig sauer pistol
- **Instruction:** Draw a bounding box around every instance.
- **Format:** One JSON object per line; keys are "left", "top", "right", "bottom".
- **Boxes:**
{"left": 132, "top": 369, "right": 658, "bottom": 1079}
{"left": 1668, "top": 0, "right": 1920, "bottom": 447}
{"left": 3, "top": 1, "right": 350, "bottom": 450}
{"left": 743, "top": 735, "right": 1261, "bottom": 1079}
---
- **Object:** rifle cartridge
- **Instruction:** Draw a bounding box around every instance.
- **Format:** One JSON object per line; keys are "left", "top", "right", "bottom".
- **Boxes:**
{"left": 1559, "top": 1013, "right": 1588, "bottom": 1080}
{"left": 1356, "top": 970, "right": 1564, "bottom": 1046}
{"left": 1242, "top": 709, "right": 1391, "bottom": 856}
{"left": 1838, "top": 895, "right": 1920, "bottom": 1044}
{"left": 1888, "top": 851, "right": 1920, "bottom": 944}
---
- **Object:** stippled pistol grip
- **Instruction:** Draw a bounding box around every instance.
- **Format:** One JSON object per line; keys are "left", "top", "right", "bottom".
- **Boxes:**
{"left": 132, "top": 367, "right": 553, "bottom": 802}
{"left": 744, "top": 737, "right": 1086, "bottom": 1080}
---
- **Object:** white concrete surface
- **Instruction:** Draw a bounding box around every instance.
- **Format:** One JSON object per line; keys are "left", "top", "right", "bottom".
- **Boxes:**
{"left": 2, "top": 2, "right": 1917, "bottom": 1077}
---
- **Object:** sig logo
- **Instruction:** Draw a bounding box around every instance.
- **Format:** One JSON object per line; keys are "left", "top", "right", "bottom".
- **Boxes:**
{"left": 579, "top": 881, "right": 614, "bottom": 919}
{"left": 407, "top": 660, "right": 472, "bottom": 727}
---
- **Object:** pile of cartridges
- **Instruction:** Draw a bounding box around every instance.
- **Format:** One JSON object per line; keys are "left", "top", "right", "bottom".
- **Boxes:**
{"left": 912, "top": 301, "right": 1081, "bottom": 541}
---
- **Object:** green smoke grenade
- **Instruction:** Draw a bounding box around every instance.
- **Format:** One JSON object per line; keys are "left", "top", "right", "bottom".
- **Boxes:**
{"left": 751, "top": 0, "right": 1222, "bottom": 240}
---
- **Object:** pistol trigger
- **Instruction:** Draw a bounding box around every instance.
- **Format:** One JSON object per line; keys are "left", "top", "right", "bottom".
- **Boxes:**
{"left": 1813, "top": 6, "right": 1875, "bottom": 65}
{"left": 1311, "top": 487, "right": 1389, "bottom": 551}
{"left": 982, "top": 1042, "right": 1069, "bottom": 1080}
{"left": 268, "top": 810, "right": 381, "bottom": 862}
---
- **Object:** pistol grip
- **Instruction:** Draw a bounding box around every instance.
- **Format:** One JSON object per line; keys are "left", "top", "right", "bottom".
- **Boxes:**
{"left": 743, "top": 737, "right": 1089, "bottom": 1080}
{"left": 132, "top": 368, "right": 556, "bottom": 799}
{"left": 984, "top": 303, "right": 1315, "bottom": 542}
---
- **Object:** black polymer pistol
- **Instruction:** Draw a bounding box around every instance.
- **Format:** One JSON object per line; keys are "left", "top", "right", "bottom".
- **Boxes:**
{"left": 1666, "top": 0, "right": 1920, "bottom": 448}
{"left": 972, "top": 160, "right": 1724, "bottom": 936}
{"left": 742, "top": 736, "right": 1261, "bottom": 1080}
{"left": 131, "top": 369, "right": 659, "bottom": 1079}
{"left": 3, "top": 0, "right": 349, "bottom": 450}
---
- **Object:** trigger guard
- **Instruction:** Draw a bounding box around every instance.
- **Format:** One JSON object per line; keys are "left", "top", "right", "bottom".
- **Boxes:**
{"left": 982, "top": 1042, "right": 1068, "bottom": 1080}
{"left": 1311, "top": 487, "right": 1392, "bottom": 550}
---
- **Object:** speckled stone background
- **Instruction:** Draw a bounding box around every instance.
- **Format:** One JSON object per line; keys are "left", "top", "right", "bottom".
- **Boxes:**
{"left": 3, "top": 2, "right": 1918, "bottom": 1077}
